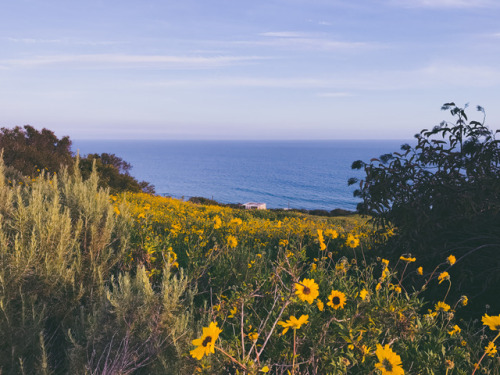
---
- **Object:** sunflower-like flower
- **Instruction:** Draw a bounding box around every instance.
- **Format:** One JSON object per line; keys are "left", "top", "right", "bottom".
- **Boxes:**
{"left": 278, "top": 314, "right": 309, "bottom": 335}
{"left": 294, "top": 278, "right": 319, "bottom": 304}
{"left": 438, "top": 271, "right": 450, "bottom": 284}
{"left": 317, "top": 299, "right": 324, "bottom": 311}
{"left": 213, "top": 215, "right": 222, "bottom": 229}
{"left": 190, "top": 322, "right": 223, "bottom": 360}
{"left": 448, "top": 325, "right": 461, "bottom": 336}
{"left": 485, "top": 342, "right": 497, "bottom": 357}
{"left": 399, "top": 256, "right": 416, "bottom": 263}
{"left": 447, "top": 255, "right": 456, "bottom": 266}
{"left": 482, "top": 314, "right": 500, "bottom": 331}
{"left": 359, "top": 289, "right": 369, "bottom": 301}
{"left": 317, "top": 229, "right": 327, "bottom": 251}
{"left": 374, "top": 344, "right": 404, "bottom": 375}
{"left": 417, "top": 267, "right": 423, "bottom": 275}
{"left": 346, "top": 233, "right": 360, "bottom": 248}
{"left": 227, "top": 235, "right": 238, "bottom": 248}
{"left": 327, "top": 290, "right": 346, "bottom": 310}
{"left": 435, "top": 301, "right": 451, "bottom": 312}
{"left": 248, "top": 332, "right": 259, "bottom": 341}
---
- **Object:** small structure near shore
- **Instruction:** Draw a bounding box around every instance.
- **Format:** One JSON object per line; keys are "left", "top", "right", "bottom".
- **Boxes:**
{"left": 243, "top": 202, "right": 266, "bottom": 210}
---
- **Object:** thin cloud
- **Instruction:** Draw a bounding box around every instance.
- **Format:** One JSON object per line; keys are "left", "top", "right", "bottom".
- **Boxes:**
{"left": 145, "top": 62, "right": 500, "bottom": 91}
{"left": 146, "top": 77, "right": 330, "bottom": 89}
{"left": 390, "top": 0, "right": 497, "bottom": 8}
{"left": 0, "top": 54, "right": 267, "bottom": 69}
{"left": 317, "top": 92, "right": 354, "bottom": 97}
{"left": 235, "top": 33, "right": 375, "bottom": 51}
{"left": 260, "top": 31, "right": 317, "bottom": 38}
{"left": 2, "top": 37, "right": 122, "bottom": 46}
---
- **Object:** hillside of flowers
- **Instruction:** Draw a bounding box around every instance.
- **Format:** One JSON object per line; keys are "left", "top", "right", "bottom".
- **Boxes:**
{"left": 1, "top": 162, "right": 499, "bottom": 374}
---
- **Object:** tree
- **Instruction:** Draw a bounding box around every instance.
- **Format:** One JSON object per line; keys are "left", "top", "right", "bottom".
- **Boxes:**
{"left": 0, "top": 125, "right": 74, "bottom": 176}
{"left": 0, "top": 125, "right": 155, "bottom": 195}
{"left": 349, "top": 103, "right": 500, "bottom": 315}
{"left": 79, "top": 153, "right": 155, "bottom": 194}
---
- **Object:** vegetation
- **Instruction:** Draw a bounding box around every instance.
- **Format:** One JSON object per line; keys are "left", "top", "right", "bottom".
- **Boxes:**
{"left": 350, "top": 103, "right": 500, "bottom": 317}
{"left": 0, "top": 125, "right": 154, "bottom": 194}
{"left": 0, "top": 112, "right": 499, "bottom": 374}
{"left": 0, "top": 157, "right": 499, "bottom": 374}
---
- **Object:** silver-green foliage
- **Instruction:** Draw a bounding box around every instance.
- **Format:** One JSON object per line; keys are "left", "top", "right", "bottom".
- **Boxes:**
{"left": 0, "top": 158, "right": 195, "bottom": 374}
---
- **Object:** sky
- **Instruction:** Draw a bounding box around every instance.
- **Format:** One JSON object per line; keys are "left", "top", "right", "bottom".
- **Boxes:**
{"left": 1, "top": 0, "right": 500, "bottom": 140}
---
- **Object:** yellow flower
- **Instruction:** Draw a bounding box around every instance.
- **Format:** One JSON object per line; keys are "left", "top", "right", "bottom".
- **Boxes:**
{"left": 361, "top": 344, "right": 371, "bottom": 363}
{"left": 336, "top": 262, "right": 346, "bottom": 272}
{"left": 376, "top": 283, "right": 382, "bottom": 291}
{"left": 448, "top": 325, "right": 461, "bottom": 336}
{"left": 227, "top": 235, "right": 238, "bottom": 248}
{"left": 277, "top": 314, "right": 309, "bottom": 335}
{"left": 260, "top": 365, "right": 270, "bottom": 373}
{"left": 438, "top": 271, "right": 450, "bottom": 284}
{"left": 113, "top": 206, "right": 120, "bottom": 215}
{"left": 381, "top": 259, "right": 390, "bottom": 267}
{"left": 482, "top": 314, "right": 500, "bottom": 331}
{"left": 248, "top": 332, "right": 259, "bottom": 341}
{"left": 461, "top": 340, "right": 467, "bottom": 347}
{"left": 229, "top": 217, "right": 242, "bottom": 226}
{"left": 381, "top": 267, "right": 390, "bottom": 281}
{"left": 346, "top": 233, "right": 360, "bottom": 248}
{"left": 485, "top": 342, "right": 497, "bottom": 357}
{"left": 317, "top": 299, "right": 324, "bottom": 311}
{"left": 417, "top": 267, "right": 423, "bottom": 275}
{"left": 394, "top": 286, "right": 402, "bottom": 294}
{"left": 399, "top": 256, "right": 416, "bottom": 263}
{"left": 435, "top": 301, "right": 451, "bottom": 312}
{"left": 325, "top": 228, "right": 339, "bottom": 239}
{"left": 190, "top": 322, "right": 223, "bottom": 360}
{"left": 374, "top": 344, "right": 404, "bottom": 375}
{"left": 327, "top": 290, "right": 346, "bottom": 310}
{"left": 359, "top": 289, "right": 369, "bottom": 301}
{"left": 311, "top": 263, "right": 317, "bottom": 271}
{"left": 279, "top": 239, "right": 289, "bottom": 247}
{"left": 447, "top": 255, "right": 456, "bottom": 265}
{"left": 317, "top": 229, "right": 327, "bottom": 251}
{"left": 294, "top": 278, "right": 319, "bottom": 304}
{"left": 461, "top": 296, "right": 468, "bottom": 306}
{"left": 228, "top": 306, "right": 238, "bottom": 318}
{"left": 213, "top": 215, "right": 222, "bottom": 229}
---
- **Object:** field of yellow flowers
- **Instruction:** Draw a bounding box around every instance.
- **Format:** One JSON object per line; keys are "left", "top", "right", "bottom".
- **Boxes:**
{"left": 113, "top": 192, "right": 500, "bottom": 374}
{"left": 0, "top": 163, "right": 499, "bottom": 374}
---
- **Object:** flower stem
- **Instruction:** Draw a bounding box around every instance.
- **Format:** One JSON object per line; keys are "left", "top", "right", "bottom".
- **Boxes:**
{"left": 472, "top": 331, "right": 500, "bottom": 375}
{"left": 292, "top": 328, "right": 296, "bottom": 375}
{"left": 215, "top": 346, "right": 247, "bottom": 371}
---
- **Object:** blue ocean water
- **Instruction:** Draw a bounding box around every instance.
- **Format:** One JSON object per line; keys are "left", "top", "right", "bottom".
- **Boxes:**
{"left": 72, "top": 140, "right": 410, "bottom": 211}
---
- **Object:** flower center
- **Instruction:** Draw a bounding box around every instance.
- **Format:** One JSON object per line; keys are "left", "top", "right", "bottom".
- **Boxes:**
{"left": 332, "top": 296, "right": 340, "bottom": 305}
{"left": 382, "top": 358, "right": 393, "bottom": 371}
{"left": 303, "top": 286, "right": 311, "bottom": 295}
{"left": 202, "top": 336, "right": 213, "bottom": 347}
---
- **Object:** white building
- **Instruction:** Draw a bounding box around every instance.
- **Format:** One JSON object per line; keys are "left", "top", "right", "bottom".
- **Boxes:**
{"left": 243, "top": 202, "right": 266, "bottom": 210}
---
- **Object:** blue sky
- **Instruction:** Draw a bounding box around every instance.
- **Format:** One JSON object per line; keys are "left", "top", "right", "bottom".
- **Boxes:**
{"left": 1, "top": 0, "right": 499, "bottom": 140}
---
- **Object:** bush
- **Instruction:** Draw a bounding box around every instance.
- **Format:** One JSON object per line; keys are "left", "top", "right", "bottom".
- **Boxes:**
{"left": 349, "top": 103, "right": 500, "bottom": 315}
{"left": 79, "top": 153, "right": 155, "bottom": 194}
{"left": 0, "top": 125, "right": 73, "bottom": 176}
{"left": 0, "top": 124, "right": 154, "bottom": 194}
{"left": 0, "top": 160, "right": 193, "bottom": 374}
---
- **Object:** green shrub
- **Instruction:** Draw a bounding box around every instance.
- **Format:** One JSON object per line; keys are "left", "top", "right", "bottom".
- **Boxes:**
{"left": 350, "top": 103, "right": 500, "bottom": 316}
{"left": 0, "top": 159, "right": 194, "bottom": 374}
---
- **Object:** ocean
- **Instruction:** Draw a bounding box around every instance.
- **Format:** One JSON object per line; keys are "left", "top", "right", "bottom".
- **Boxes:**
{"left": 72, "top": 140, "right": 410, "bottom": 211}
